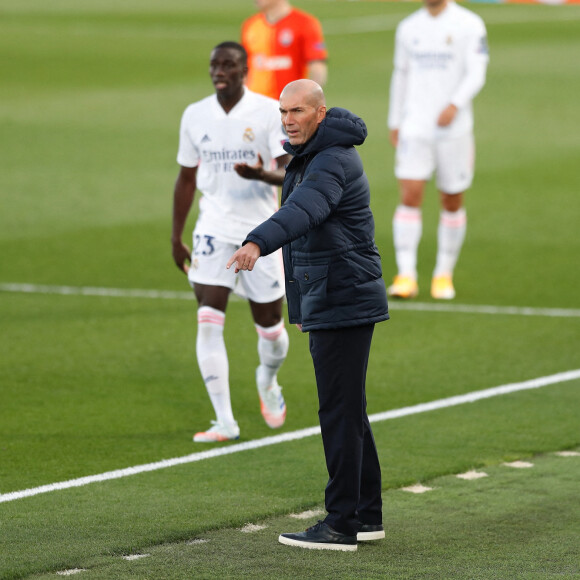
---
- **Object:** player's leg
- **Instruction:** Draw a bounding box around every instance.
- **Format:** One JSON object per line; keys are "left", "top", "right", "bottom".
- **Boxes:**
{"left": 188, "top": 230, "right": 240, "bottom": 442}
{"left": 249, "top": 297, "right": 288, "bottom": 428}
{"left": 389, "top": 138, "right": 434, "bottom": 298}
{"left": 193, "top": 283, "right": 240, "bottom": 441}
{"left": 432, "top": 134, "right": 473, "bottom": 299}
{"left": 242, "top": 249, "right": 288, "bottom": 429}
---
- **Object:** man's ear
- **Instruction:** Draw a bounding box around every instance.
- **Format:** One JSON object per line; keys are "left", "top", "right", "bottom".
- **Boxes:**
{"left": 318, "top": 106, "right": 327, "bottom": 123}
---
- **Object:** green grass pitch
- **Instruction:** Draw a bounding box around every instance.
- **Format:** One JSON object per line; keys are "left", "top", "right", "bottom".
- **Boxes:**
{"left": 1, "top": 1, "right": 579, "bottom": 578}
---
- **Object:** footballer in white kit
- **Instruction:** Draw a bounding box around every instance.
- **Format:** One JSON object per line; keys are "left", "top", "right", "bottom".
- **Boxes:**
{"left": 387, "top": 0, "right": 489, "bottom": 300}
{"left": 177, "top": 87, "right": 287, "bottom": 301}
{"left": 172, "top": 42, "right": 291, "bottom": 444}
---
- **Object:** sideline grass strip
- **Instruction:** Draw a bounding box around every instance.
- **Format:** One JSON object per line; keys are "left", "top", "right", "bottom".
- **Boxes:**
{"left": 2, "top": 381, "right": 578, "bottom": 579}
{"left": 27, "top": 449, "right": 580, "bottom": 580}
{"left": 3, "top": 369, "right": 578, "bottom": 505}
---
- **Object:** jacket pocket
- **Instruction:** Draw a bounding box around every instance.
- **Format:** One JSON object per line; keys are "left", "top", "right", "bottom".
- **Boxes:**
{"left": 293, "top": 264, "right": 329, "bottom": 320}
{"left": 294, "top": 264, "right": 328, "bottom": 286}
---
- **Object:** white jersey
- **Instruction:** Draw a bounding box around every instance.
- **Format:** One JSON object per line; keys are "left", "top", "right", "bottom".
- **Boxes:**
{"left": 177, "top": 88, "right": 287, "bottom": 244}
{"left": 388, "top": 1, "right": 489, "bottom": 141}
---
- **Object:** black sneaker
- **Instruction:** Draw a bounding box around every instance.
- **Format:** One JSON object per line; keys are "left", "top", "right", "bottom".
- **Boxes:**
{"left": 279, "top": 521, "right": 357, "bottom": 551}
{"left": 357, "top": 524, "right": 385, "bottom": 541}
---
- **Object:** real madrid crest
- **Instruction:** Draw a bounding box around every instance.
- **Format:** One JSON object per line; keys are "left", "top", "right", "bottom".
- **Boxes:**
{"left": 243, "top": 127, "right": 255, "bottom": 143}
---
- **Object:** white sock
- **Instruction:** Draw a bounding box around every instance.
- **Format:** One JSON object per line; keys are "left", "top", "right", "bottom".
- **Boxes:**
{"left": 433, "top": 208, "right": 467, "bottom": 278}
{"left": 255, "top": 320, "right": 289, "bottom": 390}
{"left": 196, "top": 306, "right": 235, "bottom": 425}
{"left": 393, "top": 204, "right": 422, "bottom": 279}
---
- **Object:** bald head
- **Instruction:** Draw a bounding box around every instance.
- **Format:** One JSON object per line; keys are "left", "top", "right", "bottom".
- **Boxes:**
{"left": 279, "top": 79, "right": 327, "bottom": 146}
{"left": 280, "top": 79, "right": 325, "bottom": 108}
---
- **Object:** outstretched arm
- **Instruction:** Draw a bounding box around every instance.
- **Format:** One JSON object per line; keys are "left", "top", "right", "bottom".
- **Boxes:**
{"left": 171, "top": 165, "right": 197, "bottom": 273}
{"left": 226, "top": 242, "right": 262, "bottom": 274}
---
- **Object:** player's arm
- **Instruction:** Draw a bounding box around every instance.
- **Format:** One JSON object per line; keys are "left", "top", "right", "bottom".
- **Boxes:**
{"left": 171, "top": 165, "right": 197, "bottom": 273}
{"left": 387, "top": 26, "right": 409, "bottom": 147}
{"left": 234, "top": 153, "right": 291, "bottom": 186}
{"left": 442, "top": 27, "right": 489, "bottom": 125}
{"left": 302, "top": 14, "right": 328, "bottom": 87}
{"left": 308, "top": 61, "right": 328, "bottom": 87}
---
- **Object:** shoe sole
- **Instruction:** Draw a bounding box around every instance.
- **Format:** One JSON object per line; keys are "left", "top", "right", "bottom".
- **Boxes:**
{"left": 387, "top": 287, "right": 418, "bottom": 299}
{"left": 260, "top": 400, "right": 286, "bottom": 429}
{"left": 357, "top": 530, "right": 386, "bottom": 541}
{"left": 431, "top": 290, "right": 455, "bottom": 300}
{"left": 193, "top": 434, "right": 240, "bottom": 443}
{"left": 431, "top": 278, "right": 455, "bottom": 300}
{"left": 278, "top": 535, "right": 357, "bottom": 551}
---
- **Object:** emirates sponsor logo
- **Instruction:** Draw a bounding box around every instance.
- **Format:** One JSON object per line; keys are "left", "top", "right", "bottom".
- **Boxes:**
{"left": 201, "top": 148, "right": 257, "bottom": 173}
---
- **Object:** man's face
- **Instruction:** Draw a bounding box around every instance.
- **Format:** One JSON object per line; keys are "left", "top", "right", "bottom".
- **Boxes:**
{"left": 424, "top": 0, "right": 447, "bottom": 10}
{"left": 209, "top": 48, "right": 247, "bottom": 98}
{"left": 279, "top": 92, "right": 326, "bottom": 146}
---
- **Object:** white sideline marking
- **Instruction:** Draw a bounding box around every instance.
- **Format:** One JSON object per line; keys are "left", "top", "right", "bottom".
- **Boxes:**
{"left": 2, "top": 283, "right": 579, "bottom": 318}
{"left": 56, "top": 570, "right": 86, "bottom": 576}
{"left": 0, "top": 370, "right": 578, "bottom": 504}
{"left": 401, "top": 484, "right": 433, "bottom": 494}
{"left": 290, "top": 509, "right": 325, "bottom": 520}
{"left": 390, "top": 301, "right": 580, "bottom": 319}
{"left": 0, "top": 283, "right": 196, "bottom": 301}
{"left": 367, "top": 369, "right": 580, "bottom": 424}
{"left": 122, "top": 554, "right": 150, "bottom": 561}
{"left": 503, "top": 461, "right": 534, "bottom": 469}
{"left": 239, "top": 523, "right": 268, "bottom": 533}
{"left": 555, "top": 451, "right": 580, "bottom": 457}
{"left": 457, "top": 470, "right": 488, "bottom": 480}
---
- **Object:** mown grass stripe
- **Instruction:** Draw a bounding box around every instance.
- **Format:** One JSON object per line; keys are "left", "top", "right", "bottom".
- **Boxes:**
{"left": 1, "top": 283, "right": 579, "bottom": 318}
{"left": 1, "top": 369, "right": 578, "bottom": 505}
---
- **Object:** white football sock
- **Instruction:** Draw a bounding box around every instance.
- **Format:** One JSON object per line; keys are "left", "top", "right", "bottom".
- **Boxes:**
{"left": 255, "top": 320, "right": 289, "bottom": 390}
{"left": 196, "top": 306, "right": 235, "bottom": 425}
{"left": 392, "top": 204, "right": 422, "bottom": 279}
{"left": 433, "top": 208, "right": 467, "bottom": 278}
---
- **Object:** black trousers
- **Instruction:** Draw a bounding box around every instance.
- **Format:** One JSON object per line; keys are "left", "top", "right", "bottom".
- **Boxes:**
{"left": 309, "top": 324, "right": 382, "bottom": 536}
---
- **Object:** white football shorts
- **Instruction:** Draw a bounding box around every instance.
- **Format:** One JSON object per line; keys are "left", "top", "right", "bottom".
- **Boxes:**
{"left": 395, "top": 133, "right": 475, "bottom": 194}
{"left": 187, "top": 226, "right": 285, "bottom": 304}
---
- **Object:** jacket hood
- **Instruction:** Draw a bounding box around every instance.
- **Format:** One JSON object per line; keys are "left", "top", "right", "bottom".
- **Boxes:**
{"left": 283, "top": 107, "right": 367, "bottom": 157}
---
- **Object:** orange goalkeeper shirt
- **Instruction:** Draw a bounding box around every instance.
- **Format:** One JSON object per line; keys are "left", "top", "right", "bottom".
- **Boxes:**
{"left": 241, "top": 8, "right": 327, "bottom": 100}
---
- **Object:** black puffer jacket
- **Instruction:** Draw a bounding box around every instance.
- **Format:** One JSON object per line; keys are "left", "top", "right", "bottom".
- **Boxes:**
{"left": 245, "top": 107, "right": 389, "bottom": 331}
